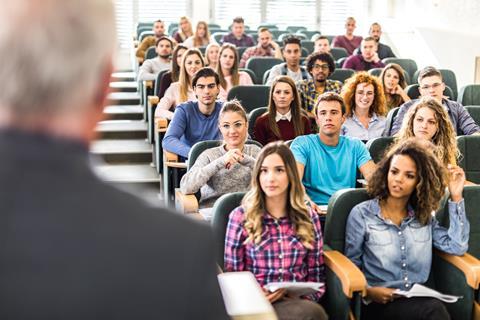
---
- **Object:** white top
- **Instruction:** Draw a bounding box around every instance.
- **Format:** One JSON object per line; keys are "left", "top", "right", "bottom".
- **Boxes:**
{"left": 183, "top": 36, "right": 216, "bottom": 48}
{"left": 275, "top": 110, "right": 292, "bottom": 122}
{"left": 137, "top": 57, "right": 171, "bottom": 81}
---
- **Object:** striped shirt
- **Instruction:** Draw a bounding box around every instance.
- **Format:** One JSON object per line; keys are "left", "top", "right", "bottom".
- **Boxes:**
{"left": 224, "top": 206, "right": 325, "bottom": 301}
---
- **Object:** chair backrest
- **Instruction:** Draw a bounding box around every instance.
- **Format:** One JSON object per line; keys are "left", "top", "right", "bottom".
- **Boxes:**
{"left": 381, "top": 58, "right": 418, "bottom": 84}
{"left": 154, "top": 69, "right": 170, "bottom": 96}
{"left": 413, "top": 69, "right": 458, "bottom": 101}
{"left": 457, "top": 135, "right": 480, "bottom": 184}
{"left": 227, "top": 85, "right": 270, "bottom": 113}
{"left": 208, "top": 23, "right": 221, "bottom": 29}
{"left": 405, "top": 84, "right": 454, "bottom": 100}
{"left": 301, "top": 40, "right": 314, "bottom": 54}
{"left": 258, "top": 24, "right": 278, "bottom": 30}
{"left": 187, "top": 140, "right": 223, "bottom": 170}
{"left": 245, "top": 57, "right": 283, "bottom": 84}
{"left": 212, "top": 32, "right": 228, "bottom": 43}
{"left": 458, "top": 84, "right": 480, "bottom": 106}
{"left": 367, "top": 67, "right": 383, "bottom": 78}
{"left": 137, "top": 26, "right": 152, "bottom": 39}
{"left": 298, "top": 31, "right": 320, "bottom": 40}
{"left": 465, "top": 106, "right": 480, "bottom": 127}
{"left": 287, "top": 26, "right": 307, "bottom": 33}
{"left": 167, "top": 22, "right": 179, "bottom": 35}
{"left": 383, "top": 107, "right": 400, "bottom": 136}
{"left": 435, "top": 186, "right": 480, "bottom": 258}
{"left": 237, "top": 47, "right": 248, "bottom": 63}
{"left": 270, "top": 30, "right": 285, "bottom": 40}
{"left": 336, "top": 57, "right": 348, "bottom": 68}
{"left": 248, "top": 107, "right": 268, "bottom": 140}
{"left": 211, "top": 192, "right": 247, "bottom": 268}
{"left": 262, "top": 70, "right": 271, "bottom": 84}
{"left": 324, "top": 188, "right": 371, "bottom": 252}
{"left": 330, "top": 47, "right": 349, "bottom": 61}
{"left": 145, "top": 46, "right": 156, "bottom": 60}
{"left": 239, "top": 68, "right": 257, "bottom": 84}
{"left": 329, "top": 68, "right": 355, "bottom": 83}
{"left": 366, "top": 136, "right": 395, "bottom": 163}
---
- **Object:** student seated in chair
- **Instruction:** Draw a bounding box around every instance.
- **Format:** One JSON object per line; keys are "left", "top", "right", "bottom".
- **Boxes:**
{"left": 254, "top": 75, "right": 311, "bottom": 145}
{"left": 345, "top": 138, "right": 469, "bottom": 319}
{"left": 155, "top": 48, "right": 204, "bottom": 120}
{"left": 137, "top": 36, "right": 173, "bottom": 81}
{"left": 225, "top": 142, "right": 328, "bottom": 320}
{"left": 291, "top": 92, "right": 376, "bottom": 213}
{"left": 180, "top": 100, "right": 260, "bottom": 208}
{"left": 162, "top": 67, "right": 223, "bottom": 159}
{"left": 391, "top": 66, "right": 480, "bottom": 136}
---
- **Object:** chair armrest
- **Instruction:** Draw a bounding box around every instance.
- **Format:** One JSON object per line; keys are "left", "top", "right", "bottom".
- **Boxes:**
{"left": 155, "top": 117, "right": 168, "bottom": 132}
{"left": 324, "top": 250, "right": 367, "bottom": 298}
{"left": 164, "top": 151, "right": 187, "bottom": 169}
{"left": 175, "top": 188, "right": 199, "bottom": 214}
{"left": 148, "top": 95, "right": 159, "bottom": 106}
{"left": 435, "top": 250, "right": 480, "bottom": 289}
{"left": 137, "top": 56, "right": 144, "bottom": 64}
{"left": 144, "top": 80, "right": 153, "bottom": 89}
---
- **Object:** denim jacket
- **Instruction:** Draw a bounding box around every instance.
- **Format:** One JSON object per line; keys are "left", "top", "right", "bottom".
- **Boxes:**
{"left": 345, "top": 198, "right": 469, "bottom": 289}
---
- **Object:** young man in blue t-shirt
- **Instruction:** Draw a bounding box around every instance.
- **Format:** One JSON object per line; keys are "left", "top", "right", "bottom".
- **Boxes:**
{"left": 291, "top": 92, "right": 376, "bottom": 213}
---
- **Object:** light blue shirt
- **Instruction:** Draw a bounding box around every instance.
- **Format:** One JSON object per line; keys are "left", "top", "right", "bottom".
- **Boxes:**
{"left": 290, "top": 134, "right": 371, "bottom": 205}
{"left": 341, "top": 112, "right": 386, "bottom": 141}
{"left": 345, "top": 198, "right": 469, "bottom": 290}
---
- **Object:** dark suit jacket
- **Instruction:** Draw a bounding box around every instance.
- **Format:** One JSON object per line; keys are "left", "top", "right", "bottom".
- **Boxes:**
{"left": 0, "top": 129, "right": 228, "bottom": 320}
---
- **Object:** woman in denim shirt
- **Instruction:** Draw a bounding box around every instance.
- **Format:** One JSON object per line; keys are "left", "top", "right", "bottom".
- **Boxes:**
{"left": 345, "top": 138, "right": 469, "bottom": 319}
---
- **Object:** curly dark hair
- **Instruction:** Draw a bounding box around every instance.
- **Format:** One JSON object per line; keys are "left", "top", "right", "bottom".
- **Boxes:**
{"left": 305, "top": 52, "right": 335, "bottom": 75}
{"left": 367, "top": 138, "right": 447, "bottom": 225}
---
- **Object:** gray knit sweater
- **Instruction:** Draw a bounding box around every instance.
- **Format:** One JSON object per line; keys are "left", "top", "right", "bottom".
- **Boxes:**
{"left": 180, "top": 144, "right": 261, "bottom": 208}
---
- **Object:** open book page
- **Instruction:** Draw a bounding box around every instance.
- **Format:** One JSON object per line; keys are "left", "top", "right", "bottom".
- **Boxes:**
{"left": 264, "top": 282, "right": 324, "bottom": 296}
{"left": 394, "top": 284, "right": 462, "bottom": 303}
{"left": 198, "top": 207, "right": 213, "bottom": 221}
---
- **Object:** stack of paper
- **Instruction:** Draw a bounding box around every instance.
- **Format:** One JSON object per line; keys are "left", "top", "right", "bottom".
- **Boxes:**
{"left": 394, "top": 284, "right": 462, "bottom": 303}
{"left": 264, "top": 282, "right": 324, "bottom": 296}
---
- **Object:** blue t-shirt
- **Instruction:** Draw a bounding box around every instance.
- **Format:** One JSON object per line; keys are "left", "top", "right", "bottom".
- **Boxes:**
{"left": 290, "top": 134, "right": 371, "bottom": 205}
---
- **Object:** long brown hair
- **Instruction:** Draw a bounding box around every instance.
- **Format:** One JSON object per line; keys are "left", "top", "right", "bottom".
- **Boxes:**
{"left": 178, "top": 48, "right": 205, "bottom": 102}
{"left": 217, "top": 43, "right": 240, "bottom": 90}
{"left": 171, "top": 45, "right": 187, "bottom": 82}
{"left": 368, "top": 138, "right": 447, "bottom": 225}
{"left": 193, "top": 21, "right": 211, "bottom": 47}
{"left": 396, "top": 97, "right": 459, "bottom": 166}
{"left": 380, "top": 63, "right": 408, "bottom": 109}
{"left": 242, "top": 142, "right": 315, "bottom": 248}
{"left": 341, "top": 71, "right": 387, "bottom": 117}
{"left": 266, "top": 76, "right": 305, "bottom": 138}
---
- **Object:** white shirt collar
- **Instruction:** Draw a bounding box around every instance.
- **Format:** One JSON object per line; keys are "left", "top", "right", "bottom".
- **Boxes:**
{"left": 275, "top": 110, "right": 292, "bottom": 122}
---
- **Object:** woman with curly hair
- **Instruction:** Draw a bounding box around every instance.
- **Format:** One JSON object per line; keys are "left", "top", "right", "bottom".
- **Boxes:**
{"left": 224, "top": 142, "right": 327, "bottom": 320}
{"left": 216, "top": 43, "right": 253, "bottom": 100}
{"left": 396, "top": 97, "right": 459, "bottom": 167}
{"left": 380, "top": 63, "right": 411, "bottom": 110}
{"left": 345, "top": 138, "right": 469, "bottom": 320}
{"left": 341, "top": 71, "right": 387, "bottom": 141}
{"left": 254, "top": 76, "right": 311, "bottom": 145}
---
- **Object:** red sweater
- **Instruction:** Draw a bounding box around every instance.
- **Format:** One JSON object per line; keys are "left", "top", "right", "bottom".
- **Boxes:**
{"left": 253, "top": 114, "right": 312, "bottom": 146}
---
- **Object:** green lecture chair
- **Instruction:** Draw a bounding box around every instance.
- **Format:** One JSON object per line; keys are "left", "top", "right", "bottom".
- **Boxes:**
{"left": 329, "top": 68, "right": 355, "bottom": 84}
{"left": 330, "top": 47, "right": 349, "bottom": 61}
{"left": 383, "top": 107, "right": 400, "bottom": 137}
{"left": 433, "top": 186, "right": 480, "bottom": 320}
{"left": 457, "top": 135, "right": 480, "bottom": 184}
{"left": 382, "top": 58, "right": 418, "bottom": 84}
{"left": 248, "top": 107, "right": 268, "bottom": 141}
{"left": 245, "top": 57, "right": 283, "bottom": 84}
{"left": 365, "top": 136, "right": 395, "bottom": 163}
{"left": 458, "top": 85, "right": 480, "bottom": 106}
{"left": 465, "top": 106, "right": 480, "bottom": 127}
{"left": 227, "top": 85, "right": 270, "bottom": 113}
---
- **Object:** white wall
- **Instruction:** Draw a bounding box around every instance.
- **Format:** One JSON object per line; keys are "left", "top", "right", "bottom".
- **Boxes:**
{"left": 368, "top": 0, "right": 480, "bottom": 87}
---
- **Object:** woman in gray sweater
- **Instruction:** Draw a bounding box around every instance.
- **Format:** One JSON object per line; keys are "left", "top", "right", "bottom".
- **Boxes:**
{"left": 180, "top": 100, "right": 261, "bottom": 208}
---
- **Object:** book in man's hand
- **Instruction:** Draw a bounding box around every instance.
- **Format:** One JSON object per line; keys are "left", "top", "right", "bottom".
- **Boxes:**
{"left": 264, "top": 282, "right": 324, "bottom": 296}
{"left": 394, "top": 284, "right": 462, "bottom": 303}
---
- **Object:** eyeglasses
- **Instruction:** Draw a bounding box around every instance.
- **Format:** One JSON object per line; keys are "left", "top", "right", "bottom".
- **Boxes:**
{"left": 221, "top": 122, "right": 245, "bottom": 130}
{"left": 313, "top": 64, "right": 330, "bottom": 71}
{"left": 420, "top": 83, "right": 443, "bottom": 90}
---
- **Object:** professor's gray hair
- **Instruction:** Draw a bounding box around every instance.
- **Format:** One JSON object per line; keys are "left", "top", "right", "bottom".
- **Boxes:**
{"left": 0, "top": 0, "right": 116, "bottom": 117}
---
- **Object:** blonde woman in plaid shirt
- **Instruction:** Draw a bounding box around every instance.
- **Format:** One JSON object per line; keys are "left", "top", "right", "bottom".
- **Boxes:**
{"left": 224, "top": 142, "right": 327, "bottom": 320}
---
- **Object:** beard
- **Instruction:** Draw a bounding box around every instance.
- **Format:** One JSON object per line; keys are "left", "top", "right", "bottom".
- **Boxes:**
{"left": 159, "top": 53, "right": 171, "bottom": 59}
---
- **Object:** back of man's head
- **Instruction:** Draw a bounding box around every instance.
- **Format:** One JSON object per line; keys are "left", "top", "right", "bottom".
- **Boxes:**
{"left": 0, "top": 0, "right": 116, "bottom": 120}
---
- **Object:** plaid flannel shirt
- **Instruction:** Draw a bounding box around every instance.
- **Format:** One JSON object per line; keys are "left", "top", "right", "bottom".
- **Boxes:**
{"left": 224, "top": 206, "right": 325, "bottom": 301}
{"left": 297, "top": 79, "right": 343, "bottom": 113}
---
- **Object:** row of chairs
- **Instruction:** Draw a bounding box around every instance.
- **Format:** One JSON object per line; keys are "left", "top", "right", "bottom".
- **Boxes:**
{"left": 210, "top": 185, "right": 480, "bottom": 320}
